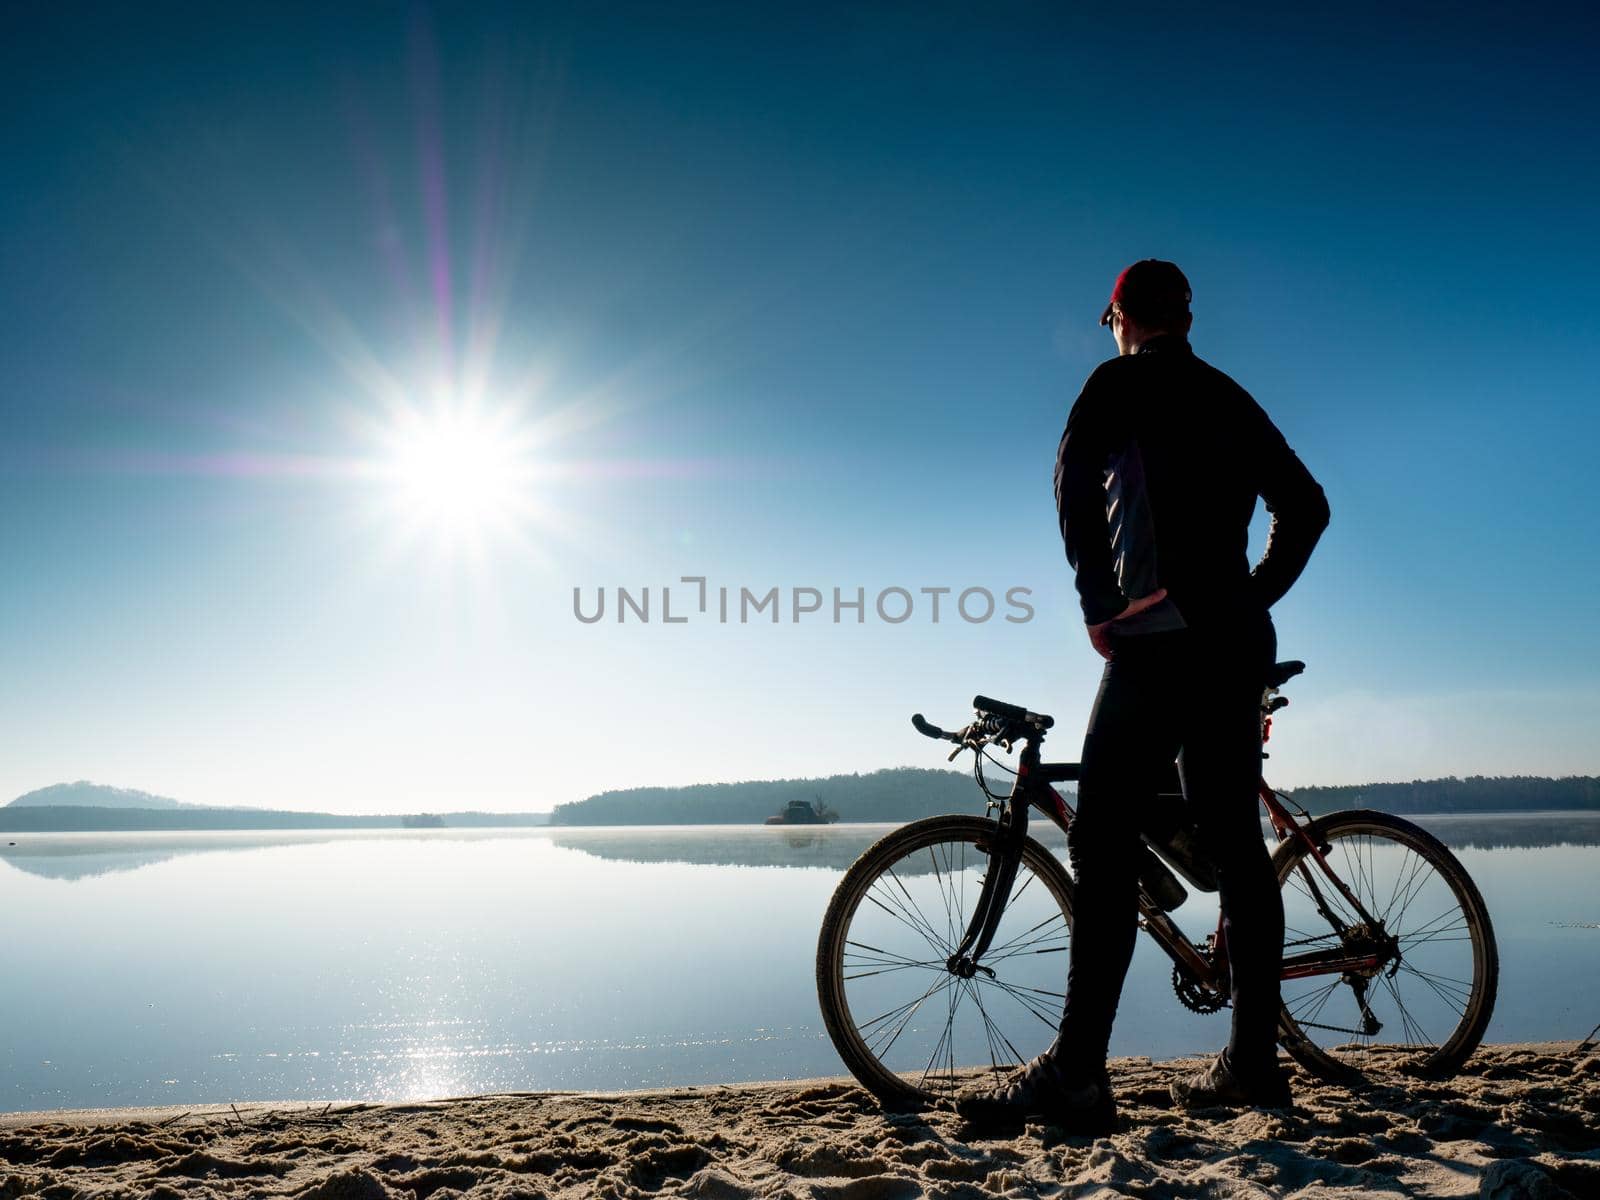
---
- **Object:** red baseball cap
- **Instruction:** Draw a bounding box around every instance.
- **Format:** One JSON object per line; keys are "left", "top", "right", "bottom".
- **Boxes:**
{"left": 1100, "top": 259, "right": 1192, "bottom": 326}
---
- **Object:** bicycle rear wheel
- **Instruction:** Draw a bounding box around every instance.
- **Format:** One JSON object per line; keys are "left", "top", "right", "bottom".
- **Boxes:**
{"left": 816, "top": 815, "right": 1075, "bottom": 1107}
{"left": 1273, "top": 809, "right": 1497, "bottom": 1082}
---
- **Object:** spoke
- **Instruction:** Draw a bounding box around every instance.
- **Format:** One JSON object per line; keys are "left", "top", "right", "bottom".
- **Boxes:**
{"left": 1398, "top": 925, "right": 1472, "bottom": 949}
{"left": 984, "top": 908, "right": 1071, "bottom": 960}
{"left": 1343, "top": 836, "right": 1372, "bottom": 913}
{"left": 948, "top": 971, "right": 958, "bottom": 1082}
{"left": 929, "top": 846, "right": 955, "bottom": 952}
{"left": 1394, "top": 903, "right": 1467, "bottom": 943}
{"left": 1388, "top": 908, "right": 1465, "bottom": 947}
{"left": 1368, "top": 837, "right": 1387, "bottom": 908}
{"left": 962, "top": 978, "right": 1028, "bottom": 1073}
{"left": 844, "top": 939, "right": 944, "bottom": 968}
{"left": 864, "top": 976, "right": 955, "bottom": 1059}
{"left": 1381, "top": 974, "right": 1435, "bottom": 1047}
{"left": 1396, "top": 963, "right": 1472, "bottom": 1010}
{"left": 941, "top": 840, "right": 964, "bottom": 948}
{"left": 1302, "top": 978, "right": 1345, "bottom": 1031}
{"left": 960, "top": 977, "right": 1002, "bottom": 1074}
{"left": 1400, "top": 969, "right": 1470, "bottom": 1015}
{"left": 845, "top": 961, "right": 944, "bottom": 980}
{"left": 858, "top": 975, "right": 950, "bottom": 1037}
{"left": 1297, "top": 1018, "right": 1370, "bottom": 1037}
{"left": 1286, "top": 978, "right": 1342, "bottom": 1022}
{"left": 984, "top": 938, "right": 1071, "bottom": 964}
{"left": 1380, "top": 848, "right": 1428, "bottom": 927}
{"left": 984, "top": 930, "right": 1071, "bottom": 963}
{"left": 864, "top": 875, "right": 950, "bottom": 955}
{"left": 887, "top": 866, "right": 954, "bottom": 952}
{"left": 1341, "top": 837, "right": 1372, "bottom": 911}
{"left": 1283, "top": 924, "right": 1342, "bottom": 947}
{"left": 844, "top": 956, "right": 943, "bottom": 973}
{"left": 1286, "top": 867, "right": 1316, "bottom": 904}
{"left": 1008, "top": 870, "right": 1038, "bottom": 910}
{"left": 1382, "top": 852, "right": 1437, "bottom": 930}
{"left": 1380, "top": 845, "right": 1412, "bottom": 922}
{"left": 919, "top": 976, "right": 962, "bottom": 1088}
{"left": 863, "top": 889, "right": 945, "bottom": 952}
{"left": 959, "top": 839, "right": 967, "bottom": 941}
{"left": 977, "top": 975, "right": 1064, "bottom": 1029}
{"left": 1293, "top": 859, "right": 1355, "bottom": 928}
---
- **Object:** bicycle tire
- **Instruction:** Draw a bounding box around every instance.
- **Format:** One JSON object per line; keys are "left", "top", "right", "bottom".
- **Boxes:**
{"left": 816, "top": 814, "right": 1076, "bottom": 1107}
{"left": 1272, "top": 809, "right": 1498, "bottom": 1083}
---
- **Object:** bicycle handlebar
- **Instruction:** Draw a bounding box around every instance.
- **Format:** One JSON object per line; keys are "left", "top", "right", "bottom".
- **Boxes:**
{"left": 972, "top": 695, "right": 1054, "bottom": 730}
{"left": 912, "top": 695, "right": 1054, "bottom": 751}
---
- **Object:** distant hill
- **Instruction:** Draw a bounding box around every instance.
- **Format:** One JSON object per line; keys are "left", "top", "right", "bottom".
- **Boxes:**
{"left": 550, "top": 770, "right": 1600, "bottom": 826}
{"left": 550, "top": 767, "right": 992, "bottom": 826}
{"left": 0, "top": 806, "right": 552, "bottom": 833}
{"left": 1288, "top": 774, "right": 1600, "bottom": 815}
{"left": 7, "top": 782, "right": 205, "bottom": 810}
{"left": 10, "top": 772, "right": 1596, "bottom": 833}
{"left": 0, "top": 783, "right": 553, "bottom": 833}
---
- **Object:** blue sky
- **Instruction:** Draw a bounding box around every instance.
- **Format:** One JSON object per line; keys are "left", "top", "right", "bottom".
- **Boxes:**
{"left": 2, "top": 2, "right": 1596, "bottom": 811}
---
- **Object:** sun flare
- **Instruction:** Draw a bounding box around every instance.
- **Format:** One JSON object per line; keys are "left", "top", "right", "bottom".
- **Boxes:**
{"left": 383, "top": 406, "right": 534, "bottom": 541}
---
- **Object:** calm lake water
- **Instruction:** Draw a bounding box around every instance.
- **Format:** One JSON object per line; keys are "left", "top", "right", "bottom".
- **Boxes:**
{"left": 3, "top": 814, "right": 1599, "bottom": 1112}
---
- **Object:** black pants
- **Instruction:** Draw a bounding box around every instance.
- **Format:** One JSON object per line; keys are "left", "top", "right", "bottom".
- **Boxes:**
{"left": 1056, "top": 620, "right": 1284, "bottom": 1078}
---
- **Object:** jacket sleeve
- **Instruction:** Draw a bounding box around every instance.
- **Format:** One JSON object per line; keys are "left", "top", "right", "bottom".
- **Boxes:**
{"left": 1243, "top": 395, "right": 1330, "bottom": 610}
{"left": 1054, "top": 380, "right": 1128, "bottom": 625}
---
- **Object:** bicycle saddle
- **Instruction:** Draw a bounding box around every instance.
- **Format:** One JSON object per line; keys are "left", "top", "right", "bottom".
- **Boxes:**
{"left": 1266, "top": 660, "right": 1305, "bottom": 689}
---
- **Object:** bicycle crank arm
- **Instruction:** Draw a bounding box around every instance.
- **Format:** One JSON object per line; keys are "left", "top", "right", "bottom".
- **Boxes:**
{"left": 1143, "top": 910, "right": 1223, "bottom": 985}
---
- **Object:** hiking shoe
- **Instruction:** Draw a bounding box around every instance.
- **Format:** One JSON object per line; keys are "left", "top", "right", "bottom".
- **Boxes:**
{"left": 955, "top": 1054, "right": 1118, "bottom": 1134}
{"left": 1170, "top": 1050, "right": 1292, "bottom": 1110}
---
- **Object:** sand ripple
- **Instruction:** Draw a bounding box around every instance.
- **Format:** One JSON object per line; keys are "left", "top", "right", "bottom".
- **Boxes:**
{"left": 2, "top": 1044, "right": 1598, "bottom": 1198}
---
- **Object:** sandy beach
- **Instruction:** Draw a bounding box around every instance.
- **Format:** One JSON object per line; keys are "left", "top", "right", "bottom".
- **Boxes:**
{"left": 3, "top": 1044, "right": 1596, "bottom": 1199}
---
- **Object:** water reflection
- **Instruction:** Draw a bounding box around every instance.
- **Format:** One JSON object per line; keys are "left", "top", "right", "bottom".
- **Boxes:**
{"left": 0, "top": 827, "right": 896, "bottom": 881}
{"left": 1389, "top": 811, "right": 1600, "bottom": 850}
{"left": 548, "top": 813, "right": 1600, "bottom": 867}
{"left": 0, "top": 829, "right": 534, "bottom": 881}
{"left": 2, "top": 818, "right": 1597, "bottom": 1112}
{"left": 545, "top": 824, "right": 1033, "bottom": 871}
{"left": 3, "top": 812, "right": 1598, "bottom": 882}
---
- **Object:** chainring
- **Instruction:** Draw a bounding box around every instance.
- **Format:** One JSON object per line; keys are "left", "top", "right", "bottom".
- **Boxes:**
{"left": 1172, "top": 938, "right": 1229, "bottom": 1014}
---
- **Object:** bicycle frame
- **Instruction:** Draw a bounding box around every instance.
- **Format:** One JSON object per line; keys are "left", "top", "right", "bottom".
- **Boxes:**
{"left": 947, "top": 736, "right": 1397, "bottom": 1001}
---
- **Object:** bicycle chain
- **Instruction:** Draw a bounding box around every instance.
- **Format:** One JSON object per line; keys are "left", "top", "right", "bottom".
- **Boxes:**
{"left": 1293, "top": 1018, "right": 1367, "bottom": 1036}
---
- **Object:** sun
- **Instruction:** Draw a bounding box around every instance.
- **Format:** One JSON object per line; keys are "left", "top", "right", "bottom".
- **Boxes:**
{"left": 382, "top": 405, "right": 534, "bottom": 542}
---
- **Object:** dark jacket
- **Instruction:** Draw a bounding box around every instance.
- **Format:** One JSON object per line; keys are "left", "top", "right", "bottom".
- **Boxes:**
{"left": 1053, "top": 336, "right": 1329, "bottom": 632}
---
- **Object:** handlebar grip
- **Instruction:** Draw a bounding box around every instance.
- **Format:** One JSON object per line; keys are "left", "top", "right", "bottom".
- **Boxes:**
{"left": 911, "top": 713, "right": 951, "bottom": 740}
{"left": 972, "top": 695, "right": 1027, "bottom": 721}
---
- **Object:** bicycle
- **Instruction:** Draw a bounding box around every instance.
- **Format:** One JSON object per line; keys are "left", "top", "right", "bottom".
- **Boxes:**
{"left": 815, "top": 659, "right": 1498, "bottom": 1107}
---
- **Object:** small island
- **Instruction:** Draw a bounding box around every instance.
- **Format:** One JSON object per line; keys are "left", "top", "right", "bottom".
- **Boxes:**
{"left": 763, "top": 798, "right": 839, "bottom": 825}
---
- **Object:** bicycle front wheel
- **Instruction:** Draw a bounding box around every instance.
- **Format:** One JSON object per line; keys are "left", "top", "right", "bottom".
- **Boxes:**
{"left": 1273, "top": 809, "right": 1498, "bottom": 1083}
{"left": 816, "top": 815, "right": 1076, "bottom": 1107}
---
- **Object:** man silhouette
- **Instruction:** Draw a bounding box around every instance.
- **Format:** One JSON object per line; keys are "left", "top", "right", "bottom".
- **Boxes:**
{"left": 958, "top": 259, "right": 1330, "bottom": 1132}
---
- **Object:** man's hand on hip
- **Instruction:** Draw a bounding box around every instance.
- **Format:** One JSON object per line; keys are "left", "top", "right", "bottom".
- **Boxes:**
{"left": 1086, "top": 588, "right": 1168, "bottom": 660}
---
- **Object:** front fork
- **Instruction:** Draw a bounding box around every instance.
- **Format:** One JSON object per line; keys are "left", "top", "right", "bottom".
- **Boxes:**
{"left": 945, "top": 790, "right": 1028, "bottom": 979}
{"left": 945, "top": 751, "right": 1039, "bottom": 978}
